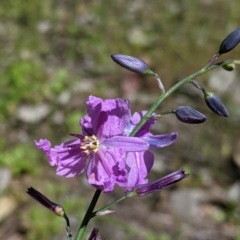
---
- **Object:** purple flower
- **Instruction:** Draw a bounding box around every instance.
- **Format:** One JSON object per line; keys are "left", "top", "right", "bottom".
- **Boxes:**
{"left": 35, "top": 96, "right": 177, "bottom": 193}
{"left": 135, "top": 169, "right": 188, "bottom": 196}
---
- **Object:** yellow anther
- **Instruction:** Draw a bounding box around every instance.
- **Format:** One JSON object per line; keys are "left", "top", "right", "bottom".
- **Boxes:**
{"left": 80, "top": 135, "right": 99, "bottom": 155}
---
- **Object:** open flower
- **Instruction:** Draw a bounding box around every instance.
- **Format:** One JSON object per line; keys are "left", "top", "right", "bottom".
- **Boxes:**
{"left": 35, "top": 96, "right": 177, "bottom": 193}
{"left": 123, "top": 111, "right": 177, "bottom": 192}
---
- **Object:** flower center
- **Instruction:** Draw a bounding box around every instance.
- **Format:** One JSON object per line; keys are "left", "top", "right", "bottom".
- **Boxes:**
{"left": 80, "top": 135, "right": 99, "bottom": 155}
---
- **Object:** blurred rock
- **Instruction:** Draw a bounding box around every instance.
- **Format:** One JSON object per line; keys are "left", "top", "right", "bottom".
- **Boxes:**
{"left": 37, "top": 20, "right": 51, "bottom": 33}
{"left": 0, "top": 168, "right": 12, "bottom": 193}
{"left": 121, "top": 74, "right": 141, "bottom": 100}
{"left": 16, "top": 104, "right": 51, "bottom": 124}
{"left": 57, "top": 90, "right": 71, "bottom": 105}
{"left": 208, "top": 68, "right": 236, "bottom": 93}
{"left": 72, "top": 79, "right": 94, "bottom": 93}
{"left": 127, "top": 27, "right": 149, "bottom": 46}
{"left": 208, "top": 68, "right": 240, "bottom": 105}
{"left": 227, "top": 182, "right": 240, "bottom": 202}
{"left": 0, "top": 197, "right": 17, "bottom": 221}
{"left": 6, "top": 234, "right": 25, "bottom": 240}
{"left": 52, "top": 111, "right": 65, "bottom": 125}
{"left": 170, "top": 188, "right": 207, "bottom": 219}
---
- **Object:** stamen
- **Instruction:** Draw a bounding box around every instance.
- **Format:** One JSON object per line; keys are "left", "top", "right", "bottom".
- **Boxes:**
{"left": 69, "top": 133, "right": 85, "bottom": 139}
{"left": 80, "top": 135, "right": 99, "bottom": 156}
{"left": 63, "top": 134, "right": 100, "bottom": 155}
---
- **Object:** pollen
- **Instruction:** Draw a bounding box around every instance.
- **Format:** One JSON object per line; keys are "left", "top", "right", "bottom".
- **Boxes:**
{"left": 80, "top": 135, "right": 100, "bottom": 155}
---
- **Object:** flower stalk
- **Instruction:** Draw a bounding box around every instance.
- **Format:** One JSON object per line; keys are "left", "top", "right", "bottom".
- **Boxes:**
{"left": 74, "top": 59, "right": 237, "bottom": 240}
{"left": 75, "top": 190, "right": 102, "bottom": 240}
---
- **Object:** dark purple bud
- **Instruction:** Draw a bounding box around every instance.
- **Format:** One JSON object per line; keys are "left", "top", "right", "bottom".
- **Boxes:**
{"left": 203, "top": 90, "right": 229, "bottom": 117}
{"left": 135, "top": 169, "right": 188, "bottom": 196}
{"left": 174, "top": 106, "right": 206, "bottom": 124}
{"left": 88, "top": 228, "right": 105, "bottom": 240}
{"left": 27, "top": 187, "right": 65, "bottom": 217}
{"left": 218, "top": 28, "right": 240, "bottom": 54}
{"left": 111, "top": 54, "right": 151, "bottom": 74}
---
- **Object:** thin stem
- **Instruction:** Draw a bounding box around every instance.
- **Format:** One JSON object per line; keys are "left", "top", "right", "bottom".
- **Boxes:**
{"left": 74, "top": 189, "right": 102, "bottom": 240}
{"left": 129, "top": 62, "right": 227, "bottom": 137}
{"left": 92, "top": 192, "right": 136, "bottom": 216}
{"left": 156, "top": 110, "right": 174, "bottom": 115}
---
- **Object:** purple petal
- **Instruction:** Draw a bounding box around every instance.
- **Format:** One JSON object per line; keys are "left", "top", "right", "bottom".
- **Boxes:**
{"left": 125, "top": 111, "right": 156, "bottom": 137}
{"left": 141, "top": 132, "right": 178, "bottom": 148}
{"left": 56, "top": 158, "right": 86, "bottom": 177}
{"left": 35, "top": 139, "right": 51, "bottom": 152}
{"left": 103, "top": 136, "right": 149, "bottom": 152}
{"left": 86, "top": 147, "right": 127, "bottom": 193}
{"left": 124, "top": 151, "right": 154, "bottom": 192}
{"left": 85, "top": 96, "right": 131, "bottom": 139}
{"left": 35, "top": 139, "right": 57, "bottom": 166}
{"left": 35, "top": 139, "right": 87, "bottom": 176}
{"left": 80, "top": 115, "right": 94, "bottom": 136}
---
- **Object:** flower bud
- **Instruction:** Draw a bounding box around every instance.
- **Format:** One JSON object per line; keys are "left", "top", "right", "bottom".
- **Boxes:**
{"left": 111, "top": 54, "right": 152, "bottom": 74}
{"left": 174, "top": 106, "right": 206, "bottom": 124}
{"left": 222, "top": 62, "right": 235, "bottom": 71}
{"left": 203, "top": 90, "right": 229, "bottom": 117}
{"left": 88, "top": 228, "right": 105, "bottom": 240}
{"left": 27, "top": 187, "right": 65, "bottom": 217}
{"left": 135, "top": 169, "right": 188, "bottom": 196}
{"left": 218, "top": 28, "right": 240, "bottom": 55}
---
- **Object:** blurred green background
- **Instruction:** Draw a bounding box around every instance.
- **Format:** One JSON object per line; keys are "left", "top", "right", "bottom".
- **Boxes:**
{"left": 1, "top": 0, "right": 240, "bottom": 239}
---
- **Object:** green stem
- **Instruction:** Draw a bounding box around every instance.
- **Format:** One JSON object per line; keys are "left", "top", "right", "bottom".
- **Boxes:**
{"left": 130, "top": 63, "right": 224, "bottom": 137}
{"left": 74, "top": 190, "right": 102, "bottom": 240}
{"left": 93, "top": 192, "right": 136, "bottom": 216}
{"left": 157, "top": 110, "right": 174, "bottom": 115}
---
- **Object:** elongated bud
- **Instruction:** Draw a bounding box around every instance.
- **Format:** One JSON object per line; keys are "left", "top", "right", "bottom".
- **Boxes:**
{"left": 218, "top": 28, "right": 240, "bottom": 55}
{"left": 111, "top": 53, "right": 165, "bottom": 93}
{"left": 135, "top": 169, "right": 188, "bottom": 196}
{"left": 203, "top": 90, "right": 229, "bottom": 117}
{"left": 27, "top": 187, "right": 73, "bottom": 239}
{"left": 27, "top": 187, "right": 65, "bottom": 217}
{"left": 222, "top": 62, "right": 235, "bottom": 71}
{"left": 174, "top": 106, "right": 206, "bottom": 124}
{"left": 111, "top": 54, "right": 152, "bottom": 74}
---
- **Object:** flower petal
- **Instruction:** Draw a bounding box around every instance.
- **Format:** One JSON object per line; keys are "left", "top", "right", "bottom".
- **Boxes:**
{"left": 35, "top": 139, "right": 57, "bottom": 166}
{"left": 35, "top": 139, "right": 87, "bottom": 176}
{"left": 86, "top": 147, "right": 126, "bottom": 192}
{"left": 124, "top": 151, "right": 154, "bottom": 192}
{"left": 56, "top": 159, "right": 86, "bottom": 177}
{"left": 85, "top": 96, "right": 131, "bottom": 139}
{"left": 103, "top": 136, "right": 149, "bottom": 151}
{"left": 125, "top": 111, "right": 156, "bottom": 137}
{"left": 141, "top": 132, "right": 178, "bottom": 148}
{"left": 80, "top": 115, "right": 94, "bottom": 136}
